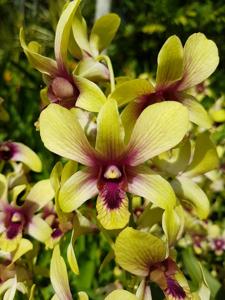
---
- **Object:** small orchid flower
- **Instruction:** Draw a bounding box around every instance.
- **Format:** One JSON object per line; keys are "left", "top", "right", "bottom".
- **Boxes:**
{"left": 109, "top": 33, "right": 219, "bottom": 140}
{"left": 153, "top": 132, "right": 219, "bottom": 220}
{"left": 71, "top": 10, "right": 120, "bottom": 82}
{"left": 20, "top": 0, "right": 106, "bottom": 111}
{"left": 0, "top": 141, "right": 42, "bottom": 172}
{"left": 0, "top": 174, "right": 54, "bottom": 253}
{"left": 40, "top": 100, "right": 189, "bottom": 229}
{"left": 115, "top": 227, "right": 191, "bottom": 300}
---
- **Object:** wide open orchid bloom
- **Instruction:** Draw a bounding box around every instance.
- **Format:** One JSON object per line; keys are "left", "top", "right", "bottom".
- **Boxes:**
{"left": 115, "top": 227, "right": 191, "bottom": 300}
{"left": 71, "top": 10, "right": 120, "bottom": 81}
{"left": 20, "top": 0, "right": 106, "bottom": 111}
{"left": 109, "top": 33, "right": 219, "bottom": 140}
{"left": 153, "top": 132, "right": 219, "bottom": 220}
{"left": 40, "top": 100, "right": 189, "bottom": 230}
{"left": 0, "top": 141, "right": 42, "bottom": 172}
{"left": 0, "top": 174, "right": 54, "bottom": 253}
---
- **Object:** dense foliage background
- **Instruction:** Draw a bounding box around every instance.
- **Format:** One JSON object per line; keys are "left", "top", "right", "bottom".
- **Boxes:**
{"left": 0, "top": 0, "right": 225, "bottom": 299}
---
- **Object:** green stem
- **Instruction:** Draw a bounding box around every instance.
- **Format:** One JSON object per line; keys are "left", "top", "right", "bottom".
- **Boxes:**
{"left": 97, "top": 54, "right": 115, "bottom": 92}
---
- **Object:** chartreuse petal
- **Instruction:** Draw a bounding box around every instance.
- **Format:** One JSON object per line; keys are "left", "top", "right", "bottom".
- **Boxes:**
{"left": 26, "top": 179, "right": 54, "bottom": 210}
{"left": 178, "top": 33, "right": 219, "bottom": 90}
{"left": 184, "top": 132, "right": 219, "bottom": 177}
{"left": 27, "top": 215, "right": 52, "bottom": 243}
{"left": 75, "top": 57, "right": 109, "bottom": 81}
{"left": 61, "top": 160, "right": 78, "bottom": 185}
{"left": 96, "top": 194, "right": 130, "bottom": 230}
{"left": 50, "top": 162, "right": 63, "bottom": 193}
{"left": 162, "top": 206, "right": 184, "bottom": 246}
{"left": 128, "top": 166, "right": 176, "bottom": 210}
{"left": 156, "top": 35, "right": 184, "bottom": 87}
{"left": 72, "top": 9, "right": 91, "bottom": 54}
{"left": 181, "top": 94, "right": 212, "bottom": 129}
{"left": 96, "top": 99, "right": 125, "bottom": 159}
{"left": 12, "top": 142, "right": 42, "bottom": 172}
{"left": 20, "top": 28, "right": 58, "bottom": 76}
{"left": 54, "top": 0, "right": 81, "bottom": 66}
{"left": 1, "top": 277, "right": 17, "bottom": 300}
{"left": 11, "top": 184, "right": 26, "bottom": 204}
{"left": 78, "top": 292, "right": 89, "bottom": 300}
{"left": 50, "top": 245, "right": 73, "bottom": 300}
{"left": 11, "top": 238, "right": 33, "bottom": 263}
{"left": 115, "top": 227, "right": 166, "bottom": 277}
{"left": 137, "top": 206, "right": 163, "bottom": 229}
{"left": 0, "top": 174, "right": 8, "bottom": 202}
{"left": 59, "top": 168, "right": 98, "bottom": 212}
{"left": 39, "top": 104, "right": 97, "bottom": 166}
{"left": 108, "top": 79, "right": 154, "bottom": 107}
{"left": 74, "top": 75, "right": 106, "bottom": 112}
{"left": 67, "top": 230, "right": 79, "bottom": 275}
{"left": 105, "top": 290, "right": 138, "bottom": 300}
{"left": 171, "top": 176, "right": 210, "bottom": 219}
{"left": 153, "top": 139, "right": 191, "bottom": 176}
{"left": 89, "top": 13, "right": 121, "bottom": 56}
{"left": 127, "top": 102, "right": 189, "bottom": 166}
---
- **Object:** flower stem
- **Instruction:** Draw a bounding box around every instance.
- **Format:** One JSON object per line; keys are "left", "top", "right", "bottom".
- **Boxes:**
{"left": 97, "top": 54, "right": 115, "bottom": 92}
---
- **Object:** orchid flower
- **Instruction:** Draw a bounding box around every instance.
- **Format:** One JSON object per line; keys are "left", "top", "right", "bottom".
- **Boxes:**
{"left": 20, "top": 0, "right": 106, "bottom": 111}
{"left": 109, "top": 33, "right": 219, "bottom": 140}
{"left": 0, "top": 174, "right": 54, "bottom": 254}
{"left": 39, "top": 100, "right": 189, "bottom": 229}
{"left": 71, "top": 10, "right": 120, "bottom": 82}
{"left": 114, "top": 227, "right": 191, "bottom": 300}
{"left": 153, "top": 132, "right": 219, "bottom": 220}
{"left": 0, "top": 141, "right": 42, "bottom": 172}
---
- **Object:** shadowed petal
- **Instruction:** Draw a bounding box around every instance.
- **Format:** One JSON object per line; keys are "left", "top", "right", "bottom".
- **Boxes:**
{"left": 127, "top": 102, "right": 189, "bottom": 166}
{"left": 59, "top": 168, "right": 98, "bottom": 212}
{"left": 40, "top": 104, "right": 97, "bottom": 166}
{"left": 95, "top": 99, "right": 125, "bottom": 160}
{"left": 128, "top": 166, "right": 176, "bottom": 210}
{"left": 156, "top": 35, "right": 184, "bottom": 88}
{"left": 178, "top": 33, "right": 219, "bottom": 90}
{"left": 115, "top": 227, "right": 166, "bottom": 277}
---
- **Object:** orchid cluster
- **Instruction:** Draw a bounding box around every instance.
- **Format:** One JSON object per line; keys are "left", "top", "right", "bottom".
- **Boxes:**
{"left": 0, "top": 0, "right": 222, "bottom": 299}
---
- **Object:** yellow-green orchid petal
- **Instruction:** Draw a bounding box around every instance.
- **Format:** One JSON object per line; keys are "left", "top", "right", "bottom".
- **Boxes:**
{"left": 26, "top": 179, "right": 54, "bottom": 210}
{"left": 0, "top": 276, "right": 17, "bottom": 300}
{"left": 171, "top": 176, "right": 209, "bottom": 219}
{"left": 72, "top": 8, "right": 91, "bottom": 54}
{"left": 68, "top": 29, "right": 83, "bottom": 60}
{"left": 128, "top": 167, "right": 176, "bottom": 210}
{"left": 182, "top": 95, "right": 212, "bottom": 129}
{"left": 138, "top": 206, "right": 163, "bottom": 229}
{"left": 74, "top": 75, "right": 106, "bottom": 112}
{"left": 61, "top": 160, "right": 78, "bottom": 185}
{"left": 153, "top": 139, "right": 191, "bottom": 176}
{"left": 59, "top": 168, "right": 98, "bottom": 212}
{"left": 75, "top": 57, "right": 109, "bottom": 81}
{"left": 39, "top": 104, "right": 97, "bottom": 166}
{"left": 96, "top": 193, "right": 130, "bottom": 230}
{"left": 127, "top": 102, "right": 189, "bottom": 166}
{"left": 12, "top": 142, "right": 42, "bottom": 172}
{"left": 20, "top": 28, "right": 58, "bottom": 76}
{"left": 109, "top": 78, "right": 154, "bottom": 107}
{"left": 0, "top": 174, "right": 8, "bottom": 201}
{"left": 67, "top": 229, "right": 79, "bottom": 275}
{"left": 27, "top": 215, "right": 52, "bottom": 243}
{"left": 156, "top": 35, "right": 184, "bottom": 87}
{"left": 184, "top": 132, "right": 219, "bottom": 177}
{"left": 78, "top": 291, "right": 89, "bottom": 300}
{"left": 115, "top": 227, "right": 166, "bottom": 277}
{"left": 89, "top": 13, "right": 121, "bottom": 56}
{"left": 50, "top": 245, "right": 73, "bottom": 300}
{"left": 178, "top": 33, "right": 219, "bottom": 90}
{"left": 11, "top": 184, "right": 26, "bottom": 204}
{"left": 105, "top": 289, "right": 138, "bottom": 300}
{"left": 11, "top": 238, "right": 33, "bottom": 263}
{"left": 162, "top": 207, "right": 184, "bottom": 246}
{"left": 136, "top": 279, "right": 152, "bottom": 300}
{"left": 50, "top": 162, "right": 63, "bottom": 193}
{"left": 54, "top": 0, "right": 81, "bottom": 66}
{"left": 96, "top": 99, "right": 124, "bottom": 159}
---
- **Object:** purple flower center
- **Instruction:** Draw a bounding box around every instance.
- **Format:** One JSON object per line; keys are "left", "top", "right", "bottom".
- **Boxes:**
{"left": 165, "top": 277, "right": 186, "bottom": 300}
{"left": 98, "top": 165, "right": 127, "bottom": 210}
{"left": 0, "top": 142, "right": 16, "bottom": 161}
{"left": 213, "top": 238, "right": 225, "bottom": 251}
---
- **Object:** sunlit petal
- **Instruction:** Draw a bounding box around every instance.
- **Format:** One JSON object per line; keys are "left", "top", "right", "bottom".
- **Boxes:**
{"left": 27, "top": 215, "right": 52, "bottom": 243}
{"left": 105, "top": 290, "right": 138, "bottom": 300}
